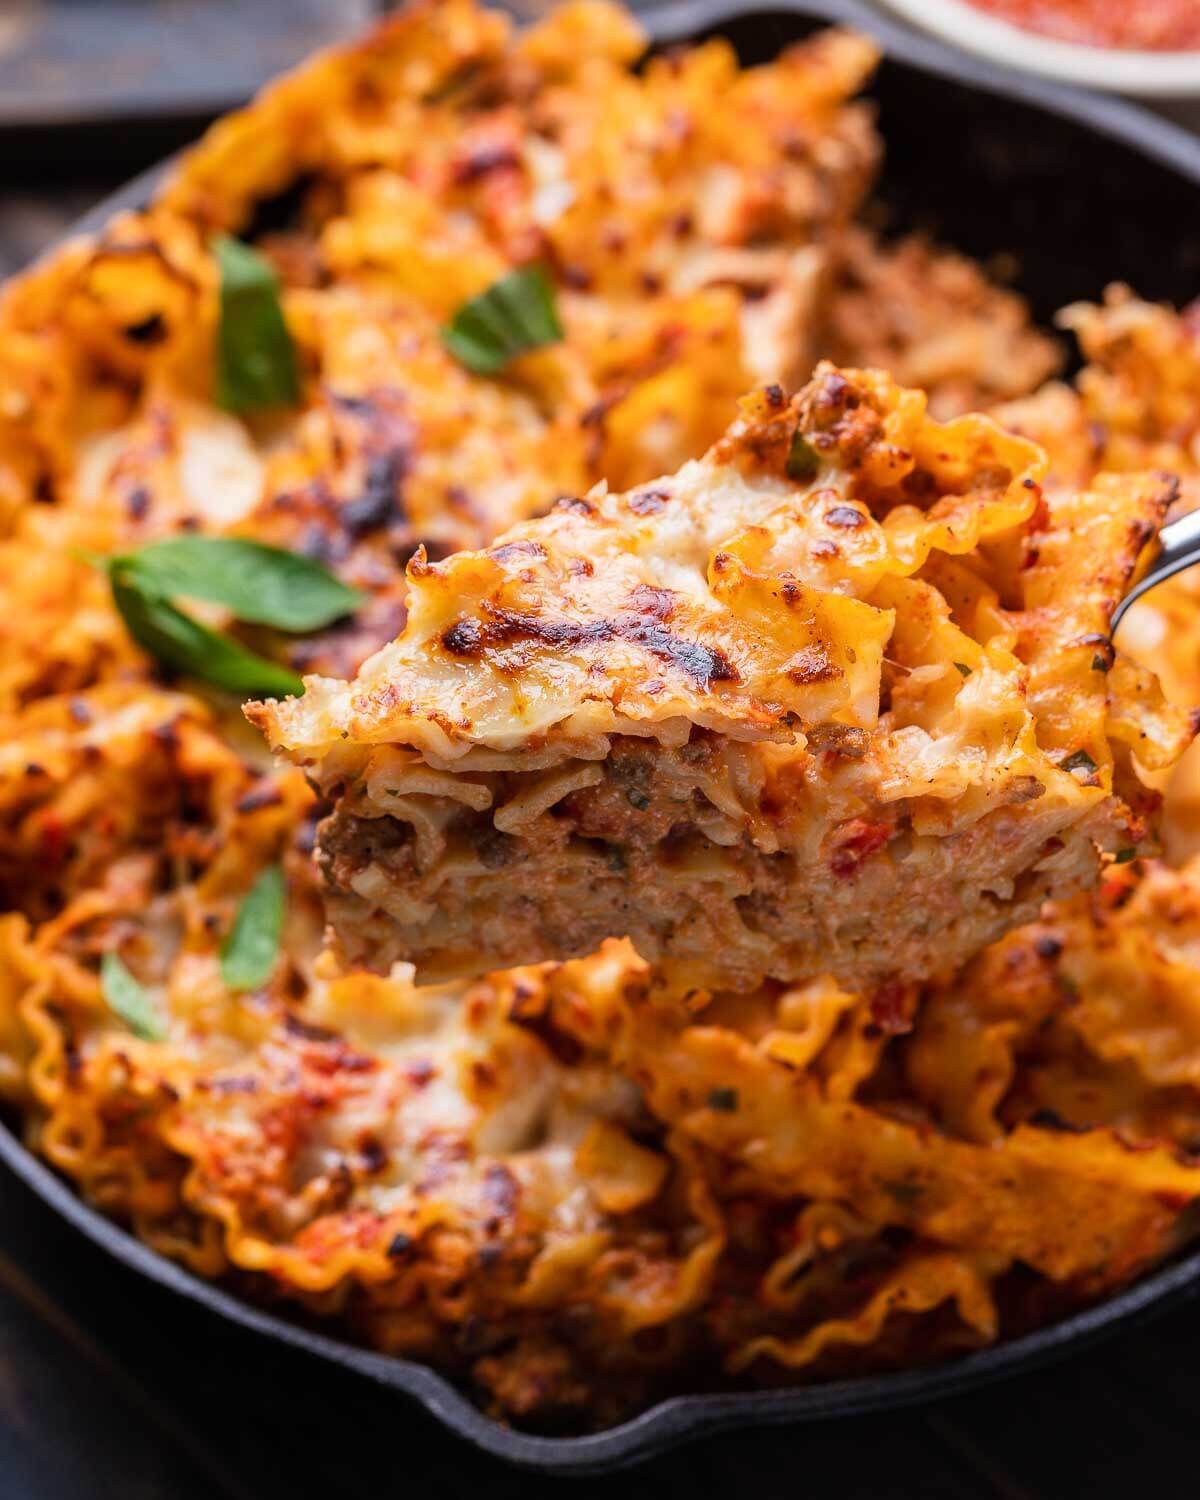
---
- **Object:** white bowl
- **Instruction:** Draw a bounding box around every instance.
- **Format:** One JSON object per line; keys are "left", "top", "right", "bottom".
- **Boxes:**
{"left": 876, "top": 0, "right": 1200, "bottom": 96}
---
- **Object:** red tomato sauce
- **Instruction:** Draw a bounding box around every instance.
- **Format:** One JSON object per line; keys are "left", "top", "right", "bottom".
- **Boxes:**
{"left": 966, "top": 0, "right": 1200, "bottom": 50}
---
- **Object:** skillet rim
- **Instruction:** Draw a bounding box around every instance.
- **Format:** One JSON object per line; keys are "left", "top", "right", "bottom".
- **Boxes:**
{"left": 8, "top": 0, "right": 1200, "bottom": 1471}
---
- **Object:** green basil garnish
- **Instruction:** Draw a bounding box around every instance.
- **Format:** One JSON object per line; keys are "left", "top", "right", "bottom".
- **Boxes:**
{"left": 101, "top": 951, "right": 166, "bottom": 1042}
{"left": 213, "top": 234, "right": 300, "bottom": 413}
{"left": 786, "top": 430, "right": 820, "bottom": 482}
{"left": 84, "top": 537, "right": 360, "bottom": 699}
{"left": 119, "top": 537, "right": 361, "bottom": 632}
{"left": 441, "top": 267, "right": 562, "bottom": 375}
{"left": 221, "top": 864, "right": 286, "bottom": 992}
{"left": 109, "top": 569, "right": 304, "bottom": 699}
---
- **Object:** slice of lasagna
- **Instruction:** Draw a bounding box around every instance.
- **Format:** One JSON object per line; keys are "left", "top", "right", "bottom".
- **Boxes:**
{"left": 250, "top": 364, "right": 1195, "bottom": 991}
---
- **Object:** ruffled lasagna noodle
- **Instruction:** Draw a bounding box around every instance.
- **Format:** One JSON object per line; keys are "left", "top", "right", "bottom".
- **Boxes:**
{"left": 2, "top": 0, "right": 1200, "bottom": 1433}
{"left": 254, "top": 364, "right": 1191, "bottom": 991}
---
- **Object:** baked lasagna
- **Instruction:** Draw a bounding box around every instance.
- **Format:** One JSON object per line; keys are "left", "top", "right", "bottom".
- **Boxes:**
{"left": 253, "top": 364, "right": 1190, "bottom": 991}
{"left": 1, "top": 0, "right": 1200, "bottom": 1434}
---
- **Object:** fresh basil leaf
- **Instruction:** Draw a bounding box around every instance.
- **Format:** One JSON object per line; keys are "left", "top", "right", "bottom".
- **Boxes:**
{"left": 213, "top": 234, "right": 300, "bottom": 413}
{"left": 442, "top": 267, "right": 562, "bottom": 375}
{"left": 124, "top": 537, "right": 361, "bottom": 632}
{"left": 221, "top": 864, "right": 286, "bottom": 992}
{"left": 101, "top": 951, "right": 166, "bottom": 1042}
{"left": 111, "top": 569, "right": 304, "bottom": 699}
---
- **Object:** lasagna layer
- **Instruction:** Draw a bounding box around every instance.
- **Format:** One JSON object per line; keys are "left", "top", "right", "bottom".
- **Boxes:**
{"left": 254, "top": 364, "right": 1195, "bottom": 990}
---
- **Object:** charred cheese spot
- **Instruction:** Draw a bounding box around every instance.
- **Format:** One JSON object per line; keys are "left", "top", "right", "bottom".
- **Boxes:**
{"left": 489, "top": 540, "right": 548, "bottom": 564}
{"left": 785, "top": 644, "right": 841, "bottom": 685}
{"left": 442, "top": 617, "right": 485, "bottom": 656}
{"left": 825, "top": 504, "right": 868, "bottom": 529}
{"left": 627, "top": 488, "right": 671, "bottom": 515}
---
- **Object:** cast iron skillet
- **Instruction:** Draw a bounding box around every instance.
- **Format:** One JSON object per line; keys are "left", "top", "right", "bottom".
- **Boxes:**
{"left": 7, "top": 0, "right": 1200, "bottom": 1473}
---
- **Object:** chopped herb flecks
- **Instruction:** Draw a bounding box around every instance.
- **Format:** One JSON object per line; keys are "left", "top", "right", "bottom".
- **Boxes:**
{"left": 708, "top": 1086, "right": 739, "bottom": 1113}
{"left": 786, "top": 429, "right": 820, "bottom": 482}
{"left": 1063, "top": 749, "right": 1099, "bottom": 776}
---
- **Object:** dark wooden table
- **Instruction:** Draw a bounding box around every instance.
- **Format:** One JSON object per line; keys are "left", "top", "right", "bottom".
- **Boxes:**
{"left": 4, "top": 36, "right": 1200, "bottom": 1500}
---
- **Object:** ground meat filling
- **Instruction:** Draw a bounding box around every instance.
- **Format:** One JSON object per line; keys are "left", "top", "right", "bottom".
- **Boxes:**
{"left": 312, "top": 727, "right": 1106, "bottom": 995}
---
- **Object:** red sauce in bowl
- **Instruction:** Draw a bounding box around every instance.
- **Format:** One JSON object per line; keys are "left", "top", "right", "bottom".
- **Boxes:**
{"left": 966, "top": 0, "right": 1200, "bottom": 50}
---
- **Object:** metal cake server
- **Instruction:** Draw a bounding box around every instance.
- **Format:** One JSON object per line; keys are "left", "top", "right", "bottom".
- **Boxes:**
{"left": 1112, "top": 507, "right": 1200, "bottom": 634}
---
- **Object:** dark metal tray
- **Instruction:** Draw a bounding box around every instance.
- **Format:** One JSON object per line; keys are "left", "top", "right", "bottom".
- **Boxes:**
{"left": 8, "top": 0, "right": 1200, "bottom": 1473}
